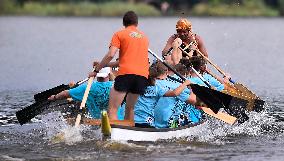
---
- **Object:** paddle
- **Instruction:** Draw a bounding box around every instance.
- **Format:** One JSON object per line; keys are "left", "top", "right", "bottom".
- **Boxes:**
{"left": 16, "top": 79, "right": 88, "bottom": 125}
{"left": 148, "top": 49, "right": 248, "bottom": 114}
{"left": 16, "top": 99, "right": 74, "bottom": 125}
{"left": 167, "top": 75, "right": 237, "bottom": 125}
{"left": 190, "top": 46, "right": 265, "bottom": 111}
{"left": 74, "top": 74, "right": 94, "bottom": 127}
{"left": 179, "top": 44, "right": 265, "bottom": 112}
{"left": 34, "top": 78, "right": 88, "bottom": 102}
{"left": 16, "top": 100, "right": 51, "bottom": 125}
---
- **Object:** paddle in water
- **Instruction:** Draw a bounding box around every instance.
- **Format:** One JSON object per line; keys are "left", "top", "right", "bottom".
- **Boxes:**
{"left": 16, "top": 78, "right": 88, "bottom": 125}
{"left": 167, "top": 75, "right": 237, "bottom": 125}
{"left": 51, "top": 70, "right": 95, "bottom": 143}
{"left": 187, "top": 45, "right": 265, "bottom": 112}
{"left": 74, "top": 75, "right": 94, "bottom": 127}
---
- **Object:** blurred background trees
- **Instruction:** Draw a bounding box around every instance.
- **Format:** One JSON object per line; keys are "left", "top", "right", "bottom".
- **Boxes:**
{"left": 1, "top": 0, "right": 284, "bottom": 16}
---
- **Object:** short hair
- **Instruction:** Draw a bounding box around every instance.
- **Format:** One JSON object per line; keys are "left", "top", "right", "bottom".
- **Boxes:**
{"left": 123, "top": 11, "right": 138, "bottom": 27}
{"left": 150, "top": 61, "right": 168, "bottom": 78}
{"left": 190, "top": 56, "right": 206, "bottom": 72}
{"left": 148, "top": 61, "right": 167, "bottom": 85}
{"left": 174, "top": 63, "right": 187, "bottom": 76}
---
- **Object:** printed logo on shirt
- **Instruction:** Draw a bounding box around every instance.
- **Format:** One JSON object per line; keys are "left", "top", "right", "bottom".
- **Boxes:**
{"left": 146, "top": 117, "right": 154, "bottom": 126}
{"left": 129, "top": 31, "right": 143, "bottom": 38}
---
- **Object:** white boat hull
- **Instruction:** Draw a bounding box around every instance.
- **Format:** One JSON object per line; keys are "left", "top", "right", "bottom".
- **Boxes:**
{"left": 109, "top": 122, "right": 204, "bottom": 142}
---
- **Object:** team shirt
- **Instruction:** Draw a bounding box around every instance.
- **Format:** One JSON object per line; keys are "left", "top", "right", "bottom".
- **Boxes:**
{"left": 202, "top": 73, "right": 224, "bottom": 91}
{"left": 187, "top": 74, "right": 224, "bottom": 91}
{"left": 110, "top": 25, "right": 149, "bottom": 78}
{"left": 134, "top": 84, "right": 167, "bottom": 127}
{"left": 154, "top": 76, "right": 191, "bottom": 128}
{"left": 69, "top": 81, "right": 122, "bottom": 119}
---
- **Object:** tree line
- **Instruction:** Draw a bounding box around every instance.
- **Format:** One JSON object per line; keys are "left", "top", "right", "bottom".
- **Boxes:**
{"left": 1, "top": 0, "right": 284, "bottom": 16}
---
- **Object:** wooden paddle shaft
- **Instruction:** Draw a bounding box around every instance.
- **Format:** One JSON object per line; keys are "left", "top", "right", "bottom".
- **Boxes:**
{"left": 178, "top": 46, "right": 212, "bottom": 88}
{"left": 194, "top": 49, "right": 227, "bottom": 77}
{"left": 194, "top": 49, "right": 259, "bottom": 99}
{"left": 75, "top": 76, "right": 94, "bottom": 127}
{"left": 200, "top": 107, "right": 237, "bottom": 125}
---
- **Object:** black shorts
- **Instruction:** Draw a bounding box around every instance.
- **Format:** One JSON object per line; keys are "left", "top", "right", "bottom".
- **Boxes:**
{"left": 114, "top": 74, "right": 148, "bottom": 95}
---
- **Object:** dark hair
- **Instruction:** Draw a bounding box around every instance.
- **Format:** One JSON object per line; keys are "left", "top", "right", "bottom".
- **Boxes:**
{"left": 123, "top": 11, "right": 138, "bottom": 27}
{"left": 180, "top": 58, "right": 192, "bottom": 71}
{"left": 174, "top": 63, "right": 187, "bottom": 76}
{"left": 190, "top": 56, "right": 206, "bottom": 72}
{"left": 148, "top": 61, "right": 167, "bottom": 85}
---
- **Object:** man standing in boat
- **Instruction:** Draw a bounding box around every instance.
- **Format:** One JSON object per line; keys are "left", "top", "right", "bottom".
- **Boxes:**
{"left": 162, "top": 18, "right": 209, "bottom": 65}
{"left": 89, "top": 11, "right": 149, "bottom": 121}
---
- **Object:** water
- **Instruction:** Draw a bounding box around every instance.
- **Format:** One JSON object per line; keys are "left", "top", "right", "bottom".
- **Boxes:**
{"left": 0, "top": 16, "right": 284, "bottom": 160}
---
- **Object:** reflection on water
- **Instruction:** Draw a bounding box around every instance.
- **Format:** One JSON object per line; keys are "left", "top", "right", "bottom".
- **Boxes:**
{"left": 0, "top": 17, "right": 284, "bottom": 160}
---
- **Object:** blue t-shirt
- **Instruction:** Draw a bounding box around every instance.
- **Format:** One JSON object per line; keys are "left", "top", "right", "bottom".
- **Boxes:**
{"left": 187, "top": 76, "right": 207, "bottom": 87}
{"left": 183, "top": 104, "right": 203, "bottom": 123}
{"left": 186, "top": 76, "right": 207, "bottom": 123}
{"left": 154, "top": 76, "right": 191, "bottom": 128}
{"left": 134, "top": 84, "right": 167, "bottom": 126}
{"left": 117, "top": 103, "right": 125, "bottom": 120}
{"left": 69, "top": 81, "right": 114, "bottom": 119}
{"left": 202, "top": 73, "right": 224, "bottom": 91}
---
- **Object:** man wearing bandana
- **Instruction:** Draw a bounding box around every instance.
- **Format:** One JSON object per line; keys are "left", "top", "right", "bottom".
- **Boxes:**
{"left": 162, "top": 18, "right": 209, "bottom": 65}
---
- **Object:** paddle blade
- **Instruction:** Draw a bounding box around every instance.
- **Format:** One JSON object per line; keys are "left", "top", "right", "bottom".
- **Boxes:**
{"left": 16, "top": 101, "right": 51, "bottom": 125}
{"left": 34, "top": 84, "right": 69, "bottom": 102}
{"left": 190, "top": 84, "right": 249, "bottom": 114}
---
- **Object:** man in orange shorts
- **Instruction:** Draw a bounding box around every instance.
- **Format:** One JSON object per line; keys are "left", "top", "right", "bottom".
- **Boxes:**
{"left": 89, "top": 11, "right": 149, "bottom": 121}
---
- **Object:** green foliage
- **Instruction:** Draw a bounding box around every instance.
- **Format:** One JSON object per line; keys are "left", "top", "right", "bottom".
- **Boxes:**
{"left": 1, "top": 0, "right": 283, "bottom": 17}
{"left": 279, "top": 0, "right": 284, "bottom": 15}
{"left": 0, "top": 0, "right": 18, "bottom": 14}
{"left": 0, "top": 1, "right": 160, "bottom": 16}
{"left": 191, "top": 0, "right": 279, "bottom": 16}
{"left": 97, "top": 2, "right": 160, "bottom": 16}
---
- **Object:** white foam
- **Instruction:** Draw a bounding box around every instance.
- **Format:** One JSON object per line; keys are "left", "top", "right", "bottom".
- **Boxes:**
{"left": 182, "top": 106, "right": 278, "bottom": 144}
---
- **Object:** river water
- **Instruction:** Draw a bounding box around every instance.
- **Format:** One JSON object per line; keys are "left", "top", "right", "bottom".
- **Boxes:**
{"left": 0, "top": 16, "right": 283, "bottom": 161}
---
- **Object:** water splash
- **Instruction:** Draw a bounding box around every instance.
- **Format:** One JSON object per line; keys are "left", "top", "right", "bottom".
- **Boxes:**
{"left": 41, "top": 112, "right": 83, "bottom": 144}
{"left": 182, "top": 106, "right": 280, "bottom": 144}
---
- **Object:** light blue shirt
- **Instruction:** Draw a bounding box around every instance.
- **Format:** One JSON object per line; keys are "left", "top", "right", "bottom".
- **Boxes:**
{"left": 69, "top": 81, "right": 116, "bottom": 119}
{"left": 184, "top": 104, "right": 203, "bottom": 123}
{"left": 203, "top": 73, "right": 224, "bottom": 91}
{"left": 154, "top": 76, "right": 191, "bottom": 128}
{"left": 134, "top": 84, "right": 167, "bottom": 126}
{"left": 186, "top": 76, "right": 207, "bottom": 123}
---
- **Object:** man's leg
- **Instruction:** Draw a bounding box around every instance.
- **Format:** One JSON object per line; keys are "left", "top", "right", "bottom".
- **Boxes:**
{"left": 125, "top": 93, "right": 140, "bottom": 121}
{"left": 108, "top": 87, "right": 127, "bottom": 120}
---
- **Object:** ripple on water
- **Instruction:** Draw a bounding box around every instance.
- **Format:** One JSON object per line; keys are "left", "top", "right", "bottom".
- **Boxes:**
{"left": 0, "top": 90, "right": 284, "bottom": 160}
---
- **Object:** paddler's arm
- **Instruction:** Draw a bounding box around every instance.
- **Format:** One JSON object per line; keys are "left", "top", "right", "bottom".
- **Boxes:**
{"left": 164, "top": 80, "right": 191, "bottom": 97}
{"left": 171, "top": 38, "right": 183, "bottom": 65}
{"left": 48, "top": 90, "right": 70, "bottom": 101}
{"left": 93, "top": 60, "right": 118, "bottom": 68}
{"left": 162, "top": 36, "right": 176, "bottom": 65}
{"left": 89, "top": 46, "right": 118, "bottom": 77}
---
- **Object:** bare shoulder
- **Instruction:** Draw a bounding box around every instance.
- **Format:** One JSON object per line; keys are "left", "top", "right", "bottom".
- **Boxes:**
{"left": 194, "top": 34, "right": 203, "bottom": 41}
{"left": 194, "top": 34, "right": 205, "bottom": 44}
